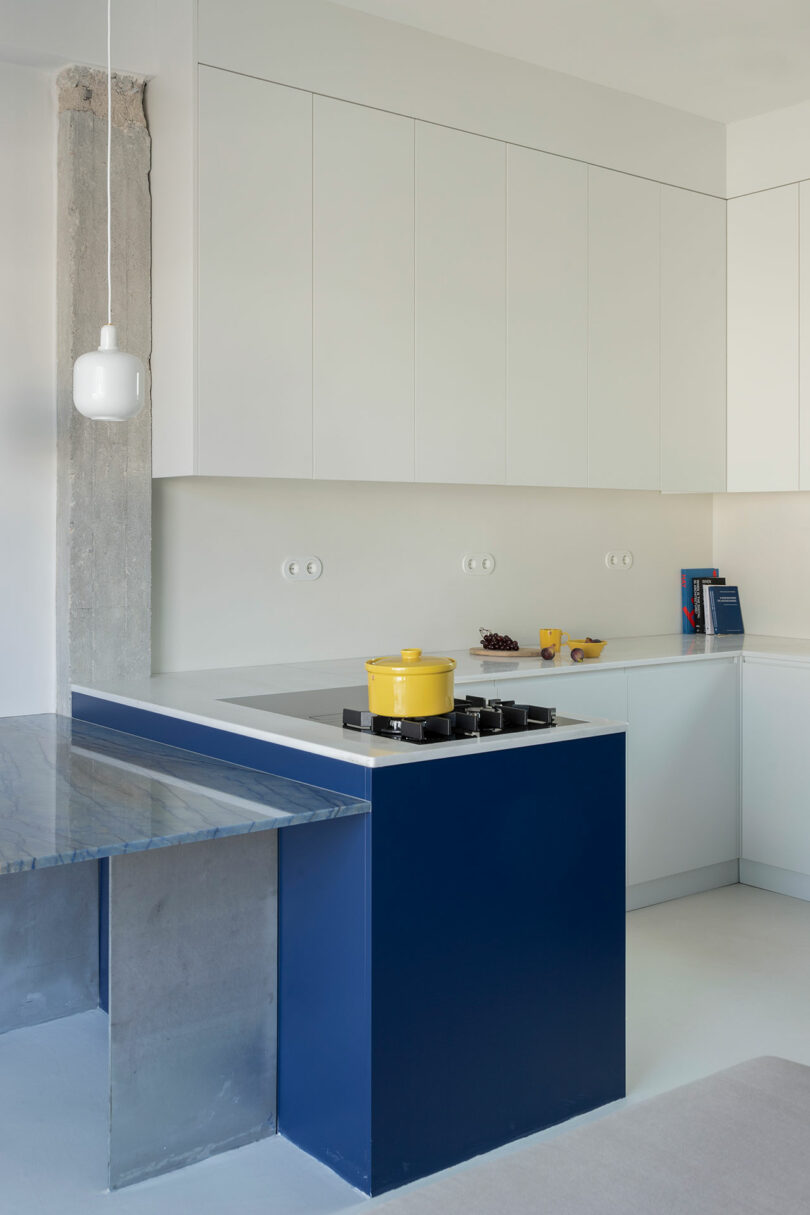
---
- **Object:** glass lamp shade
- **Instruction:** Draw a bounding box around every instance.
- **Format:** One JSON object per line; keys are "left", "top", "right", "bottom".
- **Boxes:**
{"left": 73, "top": 324, "right": 145, "bottom": 421}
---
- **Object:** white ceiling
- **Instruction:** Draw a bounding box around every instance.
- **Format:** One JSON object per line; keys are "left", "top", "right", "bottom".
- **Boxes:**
{"left": 329, "top": 0, "right": 810, "bottom": 123}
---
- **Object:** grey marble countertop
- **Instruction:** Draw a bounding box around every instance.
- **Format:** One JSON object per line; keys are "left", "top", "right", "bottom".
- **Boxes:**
{"left": 0, "top": 714, "right": 369, "bottom": 875}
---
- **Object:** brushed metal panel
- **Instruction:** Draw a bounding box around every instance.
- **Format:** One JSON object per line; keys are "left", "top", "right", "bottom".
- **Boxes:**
{"left": 108, "top": 833, "right": 277, "bottom": 1188}
{"left": 0, "top": 861, "right": 98, "bottom": 1034}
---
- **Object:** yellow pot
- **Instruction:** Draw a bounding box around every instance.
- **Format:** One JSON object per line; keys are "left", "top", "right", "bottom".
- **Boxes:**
{"left": 365, "top": 648, "right": 456, "bottom": 718}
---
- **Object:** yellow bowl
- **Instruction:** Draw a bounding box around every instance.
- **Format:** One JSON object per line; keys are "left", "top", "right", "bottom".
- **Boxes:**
{"left": 566, "top": 639, "right": 608, "bottom": 659}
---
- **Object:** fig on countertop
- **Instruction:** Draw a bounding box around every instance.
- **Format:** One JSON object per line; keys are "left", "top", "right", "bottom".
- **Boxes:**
{"left": 540, "top": 647, "right": 555, "bottom": 661}
{"left": 570, "top": 647, "right": 585, "bottom": 662}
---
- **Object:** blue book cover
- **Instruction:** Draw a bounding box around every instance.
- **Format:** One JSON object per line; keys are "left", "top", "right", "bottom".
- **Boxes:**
{"left": 681, "top": 568, "right": 718, "bottom": 633}
{"left": 708, "top": 585, "right": 744, "bottom": 635}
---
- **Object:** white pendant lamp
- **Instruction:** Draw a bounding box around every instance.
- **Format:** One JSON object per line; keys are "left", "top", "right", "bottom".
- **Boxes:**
{"left": 73, "top": 0, "right": 145, "bottom": 422}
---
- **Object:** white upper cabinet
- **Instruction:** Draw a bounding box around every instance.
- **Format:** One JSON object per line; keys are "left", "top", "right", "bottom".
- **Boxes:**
{"left": 660, "top": 188, "right": 726, "bottom": 493}
{"left": 727, "top": 185, "right": 799, "bottom": 492}
{"left": 587, "top": 168, "right": 661, "bottom": 491}
{"left": 506, "top": 147, "right": 588, "bottom": 488}
{"left": 197, "top": 66, "right": 313, "bottom": 478}
{"left": 167, "top": 68, "right": 729, "bottom": 492}
{"left": 313, "top": 98, "right": 415, "bottom": 482}
{"left": 414, "top": 123, "right": 506, "bottom": 485}
{"left": 800, "top": 183, "right": 810, "bottom": 490}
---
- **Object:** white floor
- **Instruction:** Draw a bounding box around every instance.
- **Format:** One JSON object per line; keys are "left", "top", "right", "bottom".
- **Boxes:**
{"left": 3, "top": 884, "right": 810, "bottom": 1215}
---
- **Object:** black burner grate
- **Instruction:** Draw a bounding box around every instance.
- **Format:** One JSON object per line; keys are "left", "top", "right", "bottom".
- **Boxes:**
{"left": 342, "top": 696, "right": 556, "bottom": 744}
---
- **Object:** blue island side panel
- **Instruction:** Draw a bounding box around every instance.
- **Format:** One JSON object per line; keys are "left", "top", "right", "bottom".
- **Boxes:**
{"left": 367, "top": 731, "right": 627, "bottom": 1194}
{"left": 71, "top": 694, "right": 369, "bottom": 799}
{"left": 276, "top": 730, "right": 626, "bottom": 1197}
{"left": 277, "top": 814, "right": 372, "bottom": 1192}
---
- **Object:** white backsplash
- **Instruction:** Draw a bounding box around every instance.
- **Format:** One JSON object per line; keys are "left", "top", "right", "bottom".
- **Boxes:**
{"left": 714, "top": 491, "right": 810, "bottom": 639}
{"left": 152, "top": 477, "right": 713, "bottom": 672}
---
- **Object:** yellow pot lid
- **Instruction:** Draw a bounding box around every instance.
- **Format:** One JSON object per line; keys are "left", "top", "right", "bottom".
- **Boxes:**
{"left": 365, "top": 648, "right": 456, "bottom": 676}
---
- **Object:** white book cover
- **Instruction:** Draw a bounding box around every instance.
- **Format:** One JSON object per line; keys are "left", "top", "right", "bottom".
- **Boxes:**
{"left": 703, "top": 584, "right": 715, "bottom": 634}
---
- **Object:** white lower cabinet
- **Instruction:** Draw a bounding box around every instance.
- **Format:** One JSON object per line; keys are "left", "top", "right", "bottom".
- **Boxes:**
{"left": 741, "top": 660, "right": 810, "bottom": 878}
{"left": 495, "top": 672, "right": 628, "bottom": 725}
{"left": 626, "top": 661, "right": 739, "bottom": 888}
{"left": 456, "top": 681, "right": 499, "bottom": 703}
{"left": 490, "top": 662, "right": 739, "bottom": 902}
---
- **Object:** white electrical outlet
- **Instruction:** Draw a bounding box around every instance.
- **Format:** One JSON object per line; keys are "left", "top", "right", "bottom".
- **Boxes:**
{"left": 462, "top": 553, "right": 496, "bottom": 576}
{"left": 604, "top": 550, "right": 634, "bottom": 570}
{"left": 282, "top": 556, "right": 323, "bottom": 582}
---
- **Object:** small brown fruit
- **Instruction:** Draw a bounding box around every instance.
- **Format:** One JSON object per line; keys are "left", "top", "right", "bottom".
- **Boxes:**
{"left": 570, "top": 647, "right": 585, "bottom": 662}
{"left": 540, "top": 646, "right": 555, "bottom": 661}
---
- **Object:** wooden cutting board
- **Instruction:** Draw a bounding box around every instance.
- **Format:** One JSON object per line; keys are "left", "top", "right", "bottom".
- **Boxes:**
{"left": 469, "top": 646, "right": 548, "bottom": 658}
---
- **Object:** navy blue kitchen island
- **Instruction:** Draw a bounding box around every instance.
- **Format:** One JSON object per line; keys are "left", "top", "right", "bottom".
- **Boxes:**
{"left": 74, "top": 689, "right": 626, "bottom": 1196}
{"left": 280, "top": 734, "right": 626, "bottom": 1194}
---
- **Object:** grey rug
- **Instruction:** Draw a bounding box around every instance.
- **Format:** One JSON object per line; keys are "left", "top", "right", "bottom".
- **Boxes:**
{"left": 375, "top": 1057, "right": 810, "bottom": 1214}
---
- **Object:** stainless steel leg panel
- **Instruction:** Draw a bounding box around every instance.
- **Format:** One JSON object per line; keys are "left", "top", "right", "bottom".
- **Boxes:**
{"left": 0, "top": 862, "right": 99, "bottom": 1034}
{"left": 108, "top": 833, "right": 277, "bottom": 1188}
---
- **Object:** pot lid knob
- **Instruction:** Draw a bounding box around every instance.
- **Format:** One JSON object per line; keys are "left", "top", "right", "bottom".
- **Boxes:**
{"left": 400, "top": 648, "right": 422, "bottom": 662}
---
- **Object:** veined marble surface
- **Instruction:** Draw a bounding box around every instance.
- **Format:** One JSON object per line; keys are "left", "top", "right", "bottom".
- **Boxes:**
{"left": 0, "top": 715, "right": 369, "bottom": 875}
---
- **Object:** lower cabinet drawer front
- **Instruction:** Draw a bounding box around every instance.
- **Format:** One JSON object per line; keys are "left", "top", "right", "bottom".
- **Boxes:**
{"left": 627, "top": 661, "right": 739, "bottom": 886}
{"left": 742, "top": 660, "right": 810, "bottom": 875}
{"left": 494, "top": 663, "right": 739, "bottom": 892}
{"left": 494, "top": 671, "right": 628, "bottom": 723}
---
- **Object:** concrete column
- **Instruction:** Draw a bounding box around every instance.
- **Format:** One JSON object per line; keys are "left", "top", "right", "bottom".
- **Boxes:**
{"left": 56, "top": 66, "right": 151, "bottom": 711}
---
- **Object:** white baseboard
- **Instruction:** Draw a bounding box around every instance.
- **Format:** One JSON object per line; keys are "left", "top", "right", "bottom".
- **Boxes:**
{"left": 627, "top": 859, "right": 739, "bottom": 911}
{"left": 740, "top": 860, "right": 810, "bottom": 902}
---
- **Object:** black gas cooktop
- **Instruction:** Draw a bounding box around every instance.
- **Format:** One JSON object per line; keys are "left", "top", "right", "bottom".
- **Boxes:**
{"left": 221, "top": 686, "right": 575, "bottom": 746}
{"left": 342, "top": 694, "right": 557, "bottom": 744}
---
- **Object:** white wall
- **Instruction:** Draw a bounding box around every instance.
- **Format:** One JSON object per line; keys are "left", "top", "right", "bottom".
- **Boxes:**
{"left": 0, "top": 63, "right": 56, "bottom": 714}
{"left": 727, "top": 99, "right": 810, "bottom": 197}
{"left": 198, "top": 0, "right": 726, "bottom": 195}
{"left": 0, "top": 0, "right": 156, "bottom": 75}
{"left": 153, "top": 478, "right": 713, "bottom": 671}
{"left": 713, "top": 493, "right": 810, "bottom": 639}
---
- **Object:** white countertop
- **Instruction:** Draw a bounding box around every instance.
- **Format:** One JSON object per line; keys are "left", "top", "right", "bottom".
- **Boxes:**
{"left": 73, "top": 634, "right": 810, "bottom": 769}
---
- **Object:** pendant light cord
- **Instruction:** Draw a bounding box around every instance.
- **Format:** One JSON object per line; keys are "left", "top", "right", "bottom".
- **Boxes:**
{"left": 107, "top": 0, "right": 112, "bottom": 326}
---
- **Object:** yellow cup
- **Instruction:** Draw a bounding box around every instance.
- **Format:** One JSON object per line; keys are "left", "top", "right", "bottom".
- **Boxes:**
{"left": 539, "top": 628, "right": 569, "bottom": 654}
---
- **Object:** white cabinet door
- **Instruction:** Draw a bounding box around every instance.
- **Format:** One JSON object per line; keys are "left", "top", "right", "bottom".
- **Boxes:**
{"left": 660, "top": 188, "right": 726, "bottom": 493}
{"left": 197, "top": 67, "right": 313, "bottom": 478}
{"left": 627, "top": 661, "right": 739, "bottom": 886}
{"left": 587, "top": 167, "right": 660, "bottom": 490}
{"left": 456, "top": 681, "right": 499, "bottom": 703}
{"left": 313, "top": 98, "right": 414, "bottom": 482}
{"left": 727, "top": 185, "right": 799, "bottom": 492}
{"left": 415, "top": 123, "right": 506, "bottom": 485}
{"left": 506, "top": 147, "right": 587, "bottom": 487}
{"left": 800, "top": 183, "right": 810, "bottom": 490}
{"left": 742, "top": 660, "right": 810, "bottom": 874}
{"left": 494, "top": 672, "right": 628, "bottom": 724}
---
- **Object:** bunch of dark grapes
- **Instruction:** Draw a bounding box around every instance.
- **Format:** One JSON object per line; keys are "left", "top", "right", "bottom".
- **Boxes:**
{"left": 480, "top": 628, "right": 519, "bottom": 652}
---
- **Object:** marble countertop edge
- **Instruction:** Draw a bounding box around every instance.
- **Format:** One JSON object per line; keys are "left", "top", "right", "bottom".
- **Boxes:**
{"left": 0, "top": 715, "right": 370, "bottom": 877}
{"left": 0, "top": 800, "right": 370, "bottom": 877}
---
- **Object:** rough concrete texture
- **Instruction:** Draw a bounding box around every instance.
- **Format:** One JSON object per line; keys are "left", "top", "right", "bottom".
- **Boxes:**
{"left": 56, "top": 67, "right": 151, "bottom": 710}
